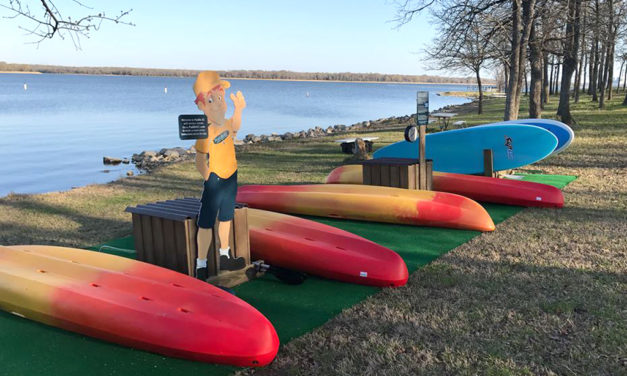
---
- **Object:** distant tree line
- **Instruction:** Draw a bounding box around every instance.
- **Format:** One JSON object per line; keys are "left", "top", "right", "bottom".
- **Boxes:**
{"left": 397, "top": 0, "right": 627, "bottom": 123}
{"left": 0, "top": 61, "right": 491, "bottom": 84}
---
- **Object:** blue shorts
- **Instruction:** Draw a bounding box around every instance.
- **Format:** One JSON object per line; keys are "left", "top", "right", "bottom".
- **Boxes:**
{"left": 197, "top": 170, "right": 237, "bottom": 229}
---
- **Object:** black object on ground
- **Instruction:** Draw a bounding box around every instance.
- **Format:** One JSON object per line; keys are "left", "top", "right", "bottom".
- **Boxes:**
{"left": 254, "top": 261, "right": 307, "bottom": 285}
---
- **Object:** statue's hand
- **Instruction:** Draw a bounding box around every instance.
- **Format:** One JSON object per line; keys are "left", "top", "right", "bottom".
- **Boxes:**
{"left": 230, "top": 91, "right": 246, "bottom": 111}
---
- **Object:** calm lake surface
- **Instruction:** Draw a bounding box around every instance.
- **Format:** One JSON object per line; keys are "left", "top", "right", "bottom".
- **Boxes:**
{"left": 0, "top": 73, "right": 472, "bottom": 197}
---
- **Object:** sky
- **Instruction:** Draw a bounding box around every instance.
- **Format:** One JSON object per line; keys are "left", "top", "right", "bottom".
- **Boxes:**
{"left": 0, "top": 0, "right": 444, "bottom": 76}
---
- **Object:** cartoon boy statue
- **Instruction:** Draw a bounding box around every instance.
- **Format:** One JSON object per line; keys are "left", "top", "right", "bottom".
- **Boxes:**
{"left": 193, "top": 71, "right": 247, "bottom": 281}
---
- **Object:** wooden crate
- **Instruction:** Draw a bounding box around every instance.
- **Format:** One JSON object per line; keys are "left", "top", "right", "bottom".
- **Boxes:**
{"left": 125, "top": 199, "right": 250, "bottom": 282}
{"left": 361, "top": 158, "right": 432, "bottom": 190}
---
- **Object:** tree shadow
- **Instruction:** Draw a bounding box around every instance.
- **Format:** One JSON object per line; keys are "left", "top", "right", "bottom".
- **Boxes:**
{"left": 0, "top": 198, "right": 130, "bottom": 248}
{"left": 263, "top": 254, "right": 626, "bottom": 376}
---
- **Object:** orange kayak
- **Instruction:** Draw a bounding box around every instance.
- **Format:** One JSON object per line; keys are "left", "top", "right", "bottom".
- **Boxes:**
{"left": 0, "top": 245, "right": 279, "bottom": 367}
{"left": 325, "top": 164, "right": 564, "bottom": 208}
{"left": 237, "top": 184, "right": 495, "bottom": 232}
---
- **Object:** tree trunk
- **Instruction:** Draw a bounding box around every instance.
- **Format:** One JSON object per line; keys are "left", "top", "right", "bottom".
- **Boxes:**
{"left": 504, "top": 61, "right": 510, "bottom": 92}
{"left": 575, "top": 5, "right": 586, "bottom": 102}
{"left": 623, "top": 60, "right": 627, "bottom": 91}
{"left": 575, "top": 52, "right": 583, "bottom": 102}
{"left": 573, "top": 58, "right": 579, "bottom": 100}
{"left": 543, "top": 53, "right": 550, "bottom": 106}
{"left": 505, "top": 0, "right": 536, "bottom": 120}
{"left": 582, "top": 47, "right": 588, "bottom": 94}
{"left": 616, "top": 60, "right": 624, "bottom": 94}
{"left": 554, "top": 62, "right": 561, "bottom": 94}
{"left": 591, "top": 0, "right": 600, "bottom": 101}
{"left": 607, "top": 35, "right": 615, "bottom": 100}
{"left": 524, "top": 68, "right": 529, "bottom": 96}
{"left": 514, "top": 0, "right": 535, "bottom": 114}
{"left": 476, "top": 68, "right": 483, "bottom": 114}
{"left": 599, "top": 43, "right": 609, "bottom": 109}
{"left": 588, "top": 38, "right": 595, "bottom": 95}
{"left": 529, "top": 21, "right": 543, "bottom": 118}
{"left": 557, "top": 0, "right": 582, "bottom": 125}
{"left": 591, "top": 43, "right": 599, "bottom": 101}
{"left": 549, "top": 56, "right": 555, "bottom": 95}
{"left": 505, "top": 0, "right": 522, "bottom": 120}
{"left": 597, "top": 42, "right": 606, "bottom": 95}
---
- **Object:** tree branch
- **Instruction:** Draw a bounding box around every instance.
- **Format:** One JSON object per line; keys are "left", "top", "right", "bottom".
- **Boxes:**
{"left": 0, "top": 0, "right": 134, "bottom": 48}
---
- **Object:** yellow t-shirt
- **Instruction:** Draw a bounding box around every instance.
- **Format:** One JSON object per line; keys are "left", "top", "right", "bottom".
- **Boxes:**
{"left": 195, "top": 119, "right": 237, "bottom": 179}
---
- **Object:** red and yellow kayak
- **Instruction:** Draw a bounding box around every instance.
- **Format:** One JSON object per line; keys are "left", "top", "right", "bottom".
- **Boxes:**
{"left": 325, "top": 164, "right": 564, "bottom": 208}
{"left": 237, "top": 184, "right": 495, "bottom": 232}
{"left": 248, "top": 208, "right": 408, "bottom": 287}
{"left": 0, "top": 245, "right": 278, "bottom": 367}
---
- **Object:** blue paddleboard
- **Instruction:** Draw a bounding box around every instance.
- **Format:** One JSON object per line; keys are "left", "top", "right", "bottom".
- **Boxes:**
{"left": 373, "top": 124, "right": 558, "bottom": 174}
{"left": 498, "top": 119, "right": 574, "bottom": 154}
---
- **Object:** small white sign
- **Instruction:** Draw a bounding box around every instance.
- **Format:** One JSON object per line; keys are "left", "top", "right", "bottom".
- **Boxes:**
{"left": 359, "top": 271, "right": 368, "bottom": 278}
{"left": 536, "top": 196, "right": 542, "bottom": 201}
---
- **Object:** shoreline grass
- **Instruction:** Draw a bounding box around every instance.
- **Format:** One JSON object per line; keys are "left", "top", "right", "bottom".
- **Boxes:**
{"left": 0, "top": 94, "right": 625, "bottom": 375}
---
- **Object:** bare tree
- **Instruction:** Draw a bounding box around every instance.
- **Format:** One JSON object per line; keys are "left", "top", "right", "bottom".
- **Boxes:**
{"left": 617, "top": 47, "right": 627, "bottom": 93}
{"left": 424, "top": 3, "right": 498, "bottom": 114}
{"left": 529, "top": 17, "right": 543, "bottom": 117}
{"left": 606, "top": 1, "right": 627, "bottom": 100}
{"left": 504, "top": 0, "right": 536, "bottom": 120}
{"left": 590, "top": 0, "right": 601, "bottom": 100}
{"left": 574, "top": 2, "right": 588, "bottom": 102}
{"left": 0, "top": 0, "right": 133, "bottom": 48}
{"left": 556, "top": 0, "right": 583, "bottom": 124}
{"left": 529, "top": 0, "right": 564, "bottom": 117}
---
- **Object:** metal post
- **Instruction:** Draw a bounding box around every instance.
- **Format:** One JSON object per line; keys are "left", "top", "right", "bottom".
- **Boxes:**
{"left": 416, "top": 92, "right": 429, "bottom": 189}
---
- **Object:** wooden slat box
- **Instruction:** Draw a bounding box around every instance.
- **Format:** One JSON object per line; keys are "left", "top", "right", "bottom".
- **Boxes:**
{"left": 125, "top": 199, "right": 250, "bottom": 281}
{"left": 360, "top": 158, "right": 433, "bottom": 190}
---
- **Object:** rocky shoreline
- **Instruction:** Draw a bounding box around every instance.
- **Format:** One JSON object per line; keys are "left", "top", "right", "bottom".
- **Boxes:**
{"left": 116, "top": 100, "right": 476, "bottom": 172}
{"left": 124, "top": 115, "right": 413, "bottom": 172}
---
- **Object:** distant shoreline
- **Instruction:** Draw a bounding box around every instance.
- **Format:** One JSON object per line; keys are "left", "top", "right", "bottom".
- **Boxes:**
{"left": 0, "top": 71, "right": 485, "bottom": 86}
{"left": 221, "top": 77, "right": 484, "bottom": 86}
{"left": 0, "top": 62, "right": 495, "bottom": 85}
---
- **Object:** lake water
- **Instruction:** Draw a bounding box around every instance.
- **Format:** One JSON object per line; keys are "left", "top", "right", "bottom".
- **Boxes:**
{"left": 0, "top": 73, "right": 472, "bottom": 197}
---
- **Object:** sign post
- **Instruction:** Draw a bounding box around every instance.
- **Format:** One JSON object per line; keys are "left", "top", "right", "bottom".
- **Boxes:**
{"left": 416, "top": 91, "right": 429, "bottom": 189}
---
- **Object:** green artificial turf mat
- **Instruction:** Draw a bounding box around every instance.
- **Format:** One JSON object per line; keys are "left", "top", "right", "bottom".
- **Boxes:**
{"left": 510, "top": 173, "right": 578, "bottom": 189}
{"left": 0, "top": 175, "right": 575, "bottom": 375}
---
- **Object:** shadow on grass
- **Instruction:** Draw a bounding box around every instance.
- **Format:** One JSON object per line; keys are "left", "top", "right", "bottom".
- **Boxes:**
{"left": 109, "top": 172, "right": 201, "bottom": 196}
{"left": 267, "top": 255, "right": 626, "bottom": 376}
{"left": 0, "top": 197, "right": 130, "bottom": 248}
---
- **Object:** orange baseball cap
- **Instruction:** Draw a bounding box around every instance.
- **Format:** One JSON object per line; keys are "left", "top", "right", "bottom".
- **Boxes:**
{"left": 193, "top": 71, "right": 231, "bottom": 96}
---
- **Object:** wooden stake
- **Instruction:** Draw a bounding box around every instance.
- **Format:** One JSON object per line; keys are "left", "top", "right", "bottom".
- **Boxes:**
{"left": 483, "top": 149, "right": 494, "bottom": 177}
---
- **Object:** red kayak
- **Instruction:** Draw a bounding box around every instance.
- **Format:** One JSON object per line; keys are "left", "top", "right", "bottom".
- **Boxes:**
{"left": 0, "top": 245, "right": 279, "bottom": 367}
{"left": 248, "top": 208, "right": 408, "bottom": 287}
{"left": 432, "top": 172, "right": 564, "bottom": 208}
{"left": 325, "top": 164, "right": 564, "bottom": 208}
